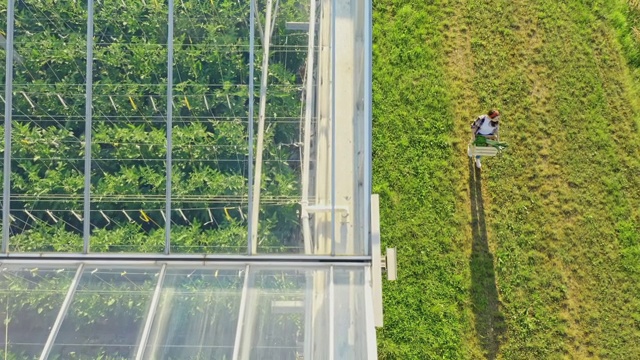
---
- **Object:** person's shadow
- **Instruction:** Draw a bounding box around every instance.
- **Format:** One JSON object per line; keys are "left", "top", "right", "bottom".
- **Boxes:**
{"left": 469, "top": 160, "right": 505, "bottom": 359}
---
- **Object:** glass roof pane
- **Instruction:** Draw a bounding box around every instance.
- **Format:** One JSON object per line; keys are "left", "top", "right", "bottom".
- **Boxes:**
{"left": 90, "top": 0, "right": 168, "bottom": 253}
{"left": 168, "top": 0, "right": 249, "bottom": 255}
{"left": 253, "top": 0, "right": 311, "bottom": 255}
{"left": 306, "top": 267, "right": 331, "bottom": 359}
{"left": 143, "top": 267, "right": 245, "bottom": 359}
{"left": 49, "top": 266, "right": 158, "bottom": 359}
{"left": 9, "top": 0, "right": 87, "bottom": 252}
{"left": 238, "top": 268, "right": 311, "bottom": 359}
{"left": 0, "top": 262, "right": 375, "bottom": 359}
{"left": 334, "top": 267, "right": 367, "bottom": 359}
{"left": 2, "top": 0, "right": 371, "bottom": 258}
{"left": 0, "top": 266, "right": 76, "bottom": 359}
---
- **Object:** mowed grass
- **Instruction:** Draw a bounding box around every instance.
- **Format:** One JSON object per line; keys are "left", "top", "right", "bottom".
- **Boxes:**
{"left": 374, "top": 0, "right": 640, "bottom": 358}
{"left": 372, "top": 1, "right": 471, "bottom": 358}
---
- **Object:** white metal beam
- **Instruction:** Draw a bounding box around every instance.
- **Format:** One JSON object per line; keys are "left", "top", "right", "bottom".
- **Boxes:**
{"left": 39, "top": 264, "right": 85, "bottom": 360}
{"left": 303, "top": 272, "right": 314, "bottom": 359}
{"left": 370, "top": 194, "right": 383, "bottom": 327}
{"left": 329, "top": 265, "right": 335, "bottom": 360}
{"left": 0, "top": 254, "right": 372, "bottom": 269}
{"left": 249, "top": 0, "right": 277, "bottom": 254}
{"left": 330, "top": 0, "right": 337, "bottom": 256}
{"left": 165, "top": 0, "right": 175, "bottom": 254}
{"left": 232, "top": 265, "right": 251, "bottom": 360}
{"left": 313, "top": 0, "right": 336, "bottom": 257}
{"left": 135, "top": 264, "right": 167, "bottom": 360}
{"left": 301, "top": 0, "right": 319, "bottom": 255}
{"left": 314, "top": 0, "right": 358, "bottom": 256}
{"left": 363, "top": 0, "right": 372, "bottom": 257}
{"left": 83, "top": 0, "right": 95, "bottom": 253}
{"left": 364, "top": 265, "right": 378, "bottom": 359}
{"left": 2, "top": 0, "right": 16, "bottom": 252}
{"left": 247, "top": 0, "right": 256, "bottom": 255}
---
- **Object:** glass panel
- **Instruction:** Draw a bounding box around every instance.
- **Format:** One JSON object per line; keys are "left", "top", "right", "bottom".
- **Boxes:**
{"left": 89, "top": 0, "right": 168, "bottom": 253}
{"left": 143, "top": 267, "right": 245, "bottom": 359}
{"left": 329, "top": 0, "right": 366, "bottom": 256}
{"left": 0, "top": 266, "right": 76, "bottom": 359}
{"left": 307, "top": 267, "right": 331, "bottom": 359}
{"left": 352, "top": 0, "right": 368, "bottom": 255}
{"left": 306, "top": 0, "right": 333, "bottom": 257}
{"left": 0, "top": 263, "right": 373, "bottom": 359}
{"left": 49, "top": 266, "right": 158, "bottom": 359}
{"left": 1, "top": 0, "right": 370, "bottom": 257}
{"left": 8, "top": 0, "right": 87, "bottom": 252}
{"left": 169, "top": 0, "right": 249, "bottom": 254}
{"left": 1, "top": 0, "right": 369, "bottom": 257}
{"left": 238, "top": 268, "right": 310, "bottom": 359}
{"left": 334, "top": 267, "right": 367, "bottom": 358}
{"left": 253, "top": 0, "right": 311, "bottom": 254}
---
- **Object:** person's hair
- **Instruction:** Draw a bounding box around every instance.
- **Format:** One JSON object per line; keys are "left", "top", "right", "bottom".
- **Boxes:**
{"left": 488, "top": 109, "right": 500, "bottom": 119}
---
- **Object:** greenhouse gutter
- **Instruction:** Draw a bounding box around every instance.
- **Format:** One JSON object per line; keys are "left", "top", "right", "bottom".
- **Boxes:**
{"left": 0, "top": 253, "right": 371, "bottom": 264}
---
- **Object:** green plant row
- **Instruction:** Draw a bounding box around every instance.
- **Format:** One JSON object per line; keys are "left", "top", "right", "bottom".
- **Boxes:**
{"left": 2, "top": 119, "right": 298, "bottom": 236}
{"left": 0, "top": 0, "right": 309, "bottom": 250}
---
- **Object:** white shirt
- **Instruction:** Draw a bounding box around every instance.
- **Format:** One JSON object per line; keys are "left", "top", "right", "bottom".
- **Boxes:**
{"left": 477, "top": 115, "right": 498, "bottom": 135}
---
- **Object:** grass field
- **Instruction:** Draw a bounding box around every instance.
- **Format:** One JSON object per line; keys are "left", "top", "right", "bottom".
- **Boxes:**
{"left": 373, "top": 0, "right": 640, "bottom": 358}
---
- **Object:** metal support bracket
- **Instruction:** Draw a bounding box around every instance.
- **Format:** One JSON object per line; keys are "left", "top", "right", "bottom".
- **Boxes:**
{"left": 370, "top": 194, "right": 398, "bottom": 328}
{"left": 381, "top": 247, "right": 397, "bottom": 281}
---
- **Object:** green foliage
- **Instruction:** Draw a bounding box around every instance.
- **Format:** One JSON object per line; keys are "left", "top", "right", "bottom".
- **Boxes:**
{"left": 1, "top": 0, "right": 308, "bottom": 253}
{"left": 375, "top": 0, "right": 640, "bottom": 358}
{"left": 373, "top": 0, "right": 469, "bottom": 359}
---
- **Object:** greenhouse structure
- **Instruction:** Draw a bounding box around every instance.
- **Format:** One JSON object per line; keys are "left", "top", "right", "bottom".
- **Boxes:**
{"left": 0, "top": 0, "right": 393, "bottom": 358}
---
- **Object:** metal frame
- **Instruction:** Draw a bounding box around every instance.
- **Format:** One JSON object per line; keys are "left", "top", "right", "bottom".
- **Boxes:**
{"left": 247, "top": 0, "right": 256, "bottom": 255}
{"left": 0, "top": 260, "right": 370, "bottom": 272}
{"left": 301, "top": 0, "right": 319, "bottom": 254}
{"left": 2, "top": 0, "right": 16, "bottom": 252}
{"left": 0, "top": 0, "right": 372, "bottom": 250}
{"left": 363, "top": 0, "right": 373, "bottom": 257}
{"left": 328, "top": 265, "right": 335, "bottom": 360}
{"left": 330, "top": 0, "right": 337, "bottom": 256}
{"left": 249, "top": 0, "right": 277, "bottom": 253}
{"left": 303, "top": 271, "right": 314, "bottom": 359}
{"left": 364, "top": 265, "right": 378, "bottom": 359}
{"left": 83, "top": 0, "right": 95, "bottom": 253}
{"left": 165, "top": 0, "right": 175, "bottom": 254}
{"left": 135, "top": 263, "right": 167, "bottom": 360}
{"left": 0, "top": 0, "right": 372, "bottom": 260}
{"left": 232, "top": 265, "right": 251, "bottom": 360}
{"left": 0, "top": 252, "right": 371, "bottom": 263}
{"left": 370, "top": 194, "right": 383, "bottom": 327}
{"left": 39, "top": 264, "right": 85, "bottom": 360}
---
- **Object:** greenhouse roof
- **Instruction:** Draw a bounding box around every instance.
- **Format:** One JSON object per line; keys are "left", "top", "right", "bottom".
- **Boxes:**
{"left": 0, "top": 259, "right": 377, "bottom": 359}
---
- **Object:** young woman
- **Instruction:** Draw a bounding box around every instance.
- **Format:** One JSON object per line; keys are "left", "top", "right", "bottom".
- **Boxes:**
{"left": 470, "top": 109, "right": 500, "bottom": 168}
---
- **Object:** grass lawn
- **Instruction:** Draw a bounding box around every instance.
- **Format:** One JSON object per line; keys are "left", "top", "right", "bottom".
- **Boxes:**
{"left": 374, "top": 0, "right": 640, "bottom": 358}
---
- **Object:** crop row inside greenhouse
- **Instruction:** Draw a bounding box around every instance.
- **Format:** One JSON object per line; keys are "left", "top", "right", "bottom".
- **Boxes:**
{"left": 0, "top": 0, "right": 314, "bottom": 254}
